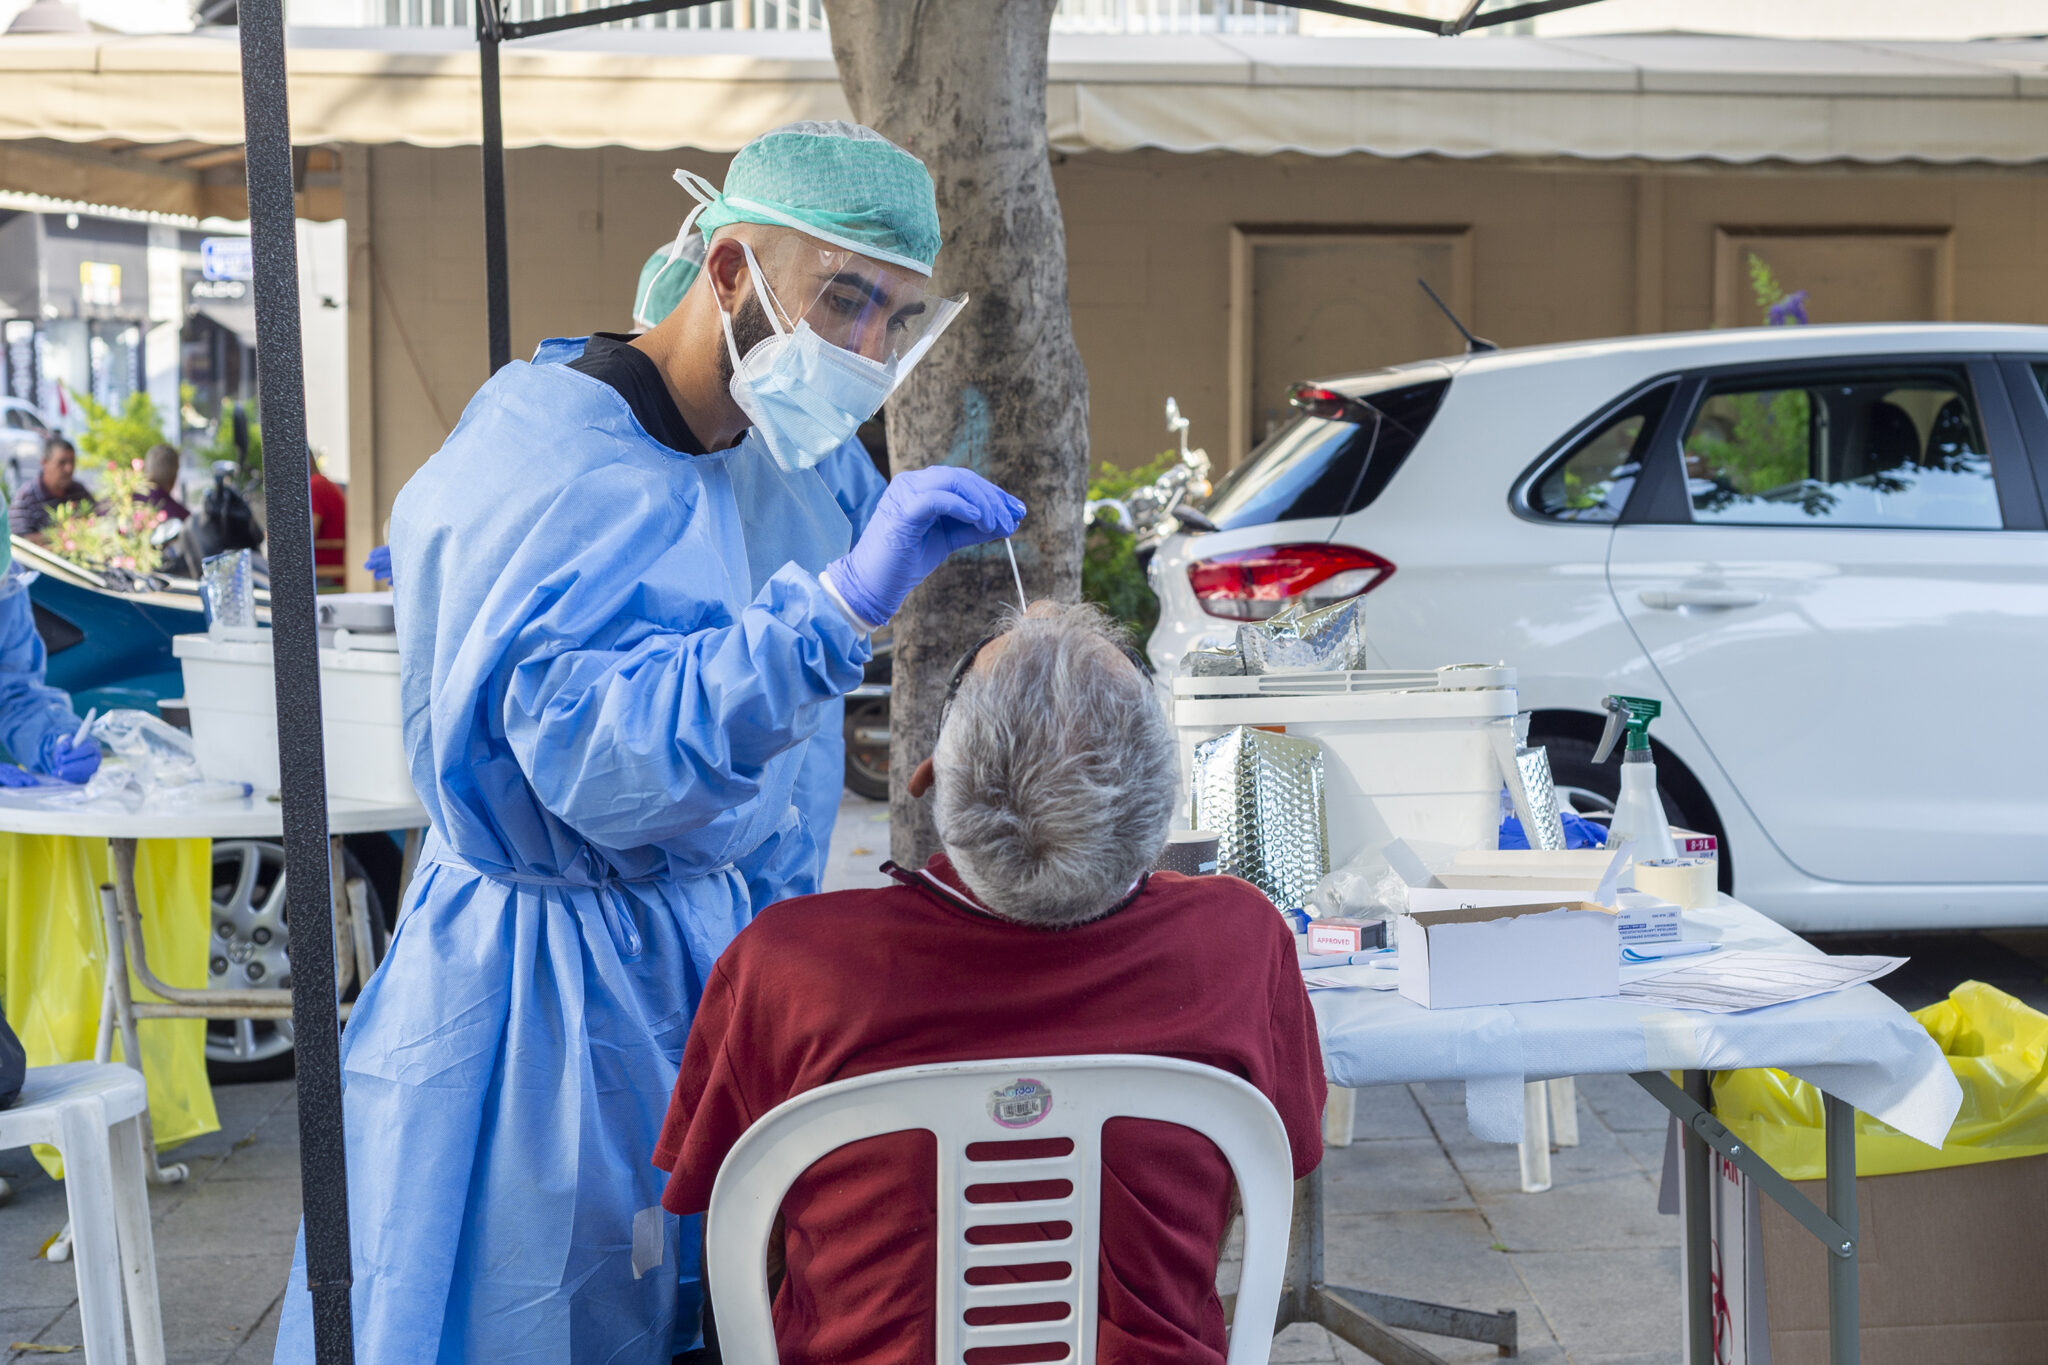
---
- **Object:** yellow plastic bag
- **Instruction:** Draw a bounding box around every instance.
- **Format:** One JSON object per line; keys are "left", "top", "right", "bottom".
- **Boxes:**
{"left": 0, "top": 834, "right": 220, "bottom": 1178}
{"left": 1714, "top": 980, "right": 2048, "bottom": 1182}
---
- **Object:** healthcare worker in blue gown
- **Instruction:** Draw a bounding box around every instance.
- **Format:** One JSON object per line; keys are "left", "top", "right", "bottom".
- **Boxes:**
{"left": 272, "top": 121, "right": 1022, "bottom": 1364}
{"left": 628, "top": 227, "right": 887, "bottom": 866}
{"left": 0, "top": 539, "right": 101, "bottom": 787}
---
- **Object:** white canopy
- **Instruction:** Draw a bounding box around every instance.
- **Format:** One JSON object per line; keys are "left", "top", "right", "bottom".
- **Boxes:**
{"left": 4, "top": 27, "right": 2047, "bottom": 164}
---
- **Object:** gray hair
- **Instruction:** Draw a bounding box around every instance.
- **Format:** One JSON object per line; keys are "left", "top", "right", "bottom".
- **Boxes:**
{"left": 933, "top": 602, "right": 1178, "bottom": 927}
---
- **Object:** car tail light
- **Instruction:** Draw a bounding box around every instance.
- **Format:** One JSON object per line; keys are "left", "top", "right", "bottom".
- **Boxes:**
{"left": 1186, "top": 543, "right": 1394, "bottom": 621}
{"left": 1290, "top": 385, "right": 1352, "bottom": 420}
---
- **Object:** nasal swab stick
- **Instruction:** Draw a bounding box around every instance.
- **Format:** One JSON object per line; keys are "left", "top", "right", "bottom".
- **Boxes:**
{"left": 1004, "top": 538, "right": 1027, "bottom": 613}
{"left": 71, "top": 707, "right": 96, "bottom": 748}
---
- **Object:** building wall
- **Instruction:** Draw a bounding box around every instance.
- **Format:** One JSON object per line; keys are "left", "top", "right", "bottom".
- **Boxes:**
{"left": 341, "top": 139, "right": 2048, "bottom": 586}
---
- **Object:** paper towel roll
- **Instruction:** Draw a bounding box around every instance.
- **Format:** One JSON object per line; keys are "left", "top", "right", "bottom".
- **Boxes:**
{"left": 1632, "top": 857, "right": 1715, "bottom": 911}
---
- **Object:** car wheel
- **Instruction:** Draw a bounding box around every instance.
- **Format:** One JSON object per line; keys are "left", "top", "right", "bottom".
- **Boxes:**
{"left": 843, "top": 695, "right": 890, "bottom": 802}
{"left": 204, "top": 839, "right": 386, "bottom": 1084}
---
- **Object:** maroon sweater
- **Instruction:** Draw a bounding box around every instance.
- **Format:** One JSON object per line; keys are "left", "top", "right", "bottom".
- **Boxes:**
{"left": 656, "top": 855, "right": 1326, "bottom": 1365}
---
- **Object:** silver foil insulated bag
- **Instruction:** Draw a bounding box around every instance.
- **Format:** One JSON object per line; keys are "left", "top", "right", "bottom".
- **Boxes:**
{"left": 1190, "top": 725, "right": 1330, "bottom": 909}
{"left": 1236, "top": 596, "right": 1368, "bottom": 675}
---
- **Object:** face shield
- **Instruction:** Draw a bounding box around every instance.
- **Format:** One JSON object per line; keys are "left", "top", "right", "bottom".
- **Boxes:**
{"left": 733, "top": 230, "right": 967, "bottom": 398}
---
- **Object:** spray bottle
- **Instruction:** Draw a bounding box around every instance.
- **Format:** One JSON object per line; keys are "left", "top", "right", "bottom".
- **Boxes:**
{"left": 1593, "top": 695, "right": 1679, "bottom": 862}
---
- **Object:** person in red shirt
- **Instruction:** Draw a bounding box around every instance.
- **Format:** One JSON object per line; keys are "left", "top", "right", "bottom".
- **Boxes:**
{"left": 655, "top": 601, "right": 1325, "bottom": 1365}
{"left": 307, "top": 451, "right": 346, "bottom": 589}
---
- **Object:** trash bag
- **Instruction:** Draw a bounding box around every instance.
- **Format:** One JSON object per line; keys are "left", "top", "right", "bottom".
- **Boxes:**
{"left": 0, "top": 834, "right": 219, "bottom": 1176}
{"left": 1714, "top": 980, "right": 2048, "bottom": 1182}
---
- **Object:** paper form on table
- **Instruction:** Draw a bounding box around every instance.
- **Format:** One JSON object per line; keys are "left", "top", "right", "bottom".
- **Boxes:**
{"left": 1618, "top": 951, "right": 1905, "bottom": 1014}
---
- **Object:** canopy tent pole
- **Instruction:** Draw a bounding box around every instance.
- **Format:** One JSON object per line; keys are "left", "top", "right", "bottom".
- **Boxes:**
{"left": 236, "top": 0, "right": 354, "bottom": 1360}
{"left": 479, "top": 0, "right": 511, "bottom": 373}
{"left": 473, "top": 0, "right": 722, "bottom": 376}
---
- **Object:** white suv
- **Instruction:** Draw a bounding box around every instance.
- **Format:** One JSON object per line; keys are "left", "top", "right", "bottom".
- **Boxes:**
{"left": 1146, "top": 324, "right": 2048, "bottom": 932}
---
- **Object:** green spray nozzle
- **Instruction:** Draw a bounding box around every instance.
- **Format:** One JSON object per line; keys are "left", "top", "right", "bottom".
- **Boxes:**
{"left": 1593, "top": 695, "right": 1661, "bottom": 764}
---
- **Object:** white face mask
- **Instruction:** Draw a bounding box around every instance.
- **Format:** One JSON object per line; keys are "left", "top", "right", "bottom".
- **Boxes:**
{"left": 718, "top": 242, "right": 947, "bottom": 474}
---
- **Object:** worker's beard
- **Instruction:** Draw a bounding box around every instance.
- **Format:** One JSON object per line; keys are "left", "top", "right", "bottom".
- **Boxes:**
{"left": 717, "top": 293, "right": 778, "bottom": 392}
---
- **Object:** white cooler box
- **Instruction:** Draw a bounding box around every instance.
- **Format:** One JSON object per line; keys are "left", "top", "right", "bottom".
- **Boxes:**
{"left": 172, "top": 632, "right": 415, "bottom": 804}
{"left": 1171, "top": 665, "right": 1517, "bottom": 874}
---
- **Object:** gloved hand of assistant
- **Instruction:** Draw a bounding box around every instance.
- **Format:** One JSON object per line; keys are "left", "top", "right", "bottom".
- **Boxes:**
{"left": 38, "top": 732, "right": 101, "bottom": 784}
{"left": 0, "top": 763, "right": 38, "bottom": 788}
{"left": 364, "top": 545, "right": 392, "bottom": 584}
{"left": 827, "top": 467, "right": 1025, "bottom": 626}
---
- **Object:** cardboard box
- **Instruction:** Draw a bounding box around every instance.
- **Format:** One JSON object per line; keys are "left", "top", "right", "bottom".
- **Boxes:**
{"left": 1306, "top": 917, "right": 1384, "bottom": 954}
{"left": 1397, "top": 900, "right": 1620, "bottom": 1009}
{"left": 1387, "top": 840, "right": 1630, "bottom": 913}
{"left": 1614, "top": 891, "right": 1681, "bottom": 945}
{"left": 1760, "top": 1155, "right": 2048, "bottom": 1365}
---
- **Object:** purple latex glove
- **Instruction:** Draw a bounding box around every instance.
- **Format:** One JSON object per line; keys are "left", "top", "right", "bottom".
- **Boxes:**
{"left": 38, "top": 732, "right": 100, "bottom": 784}
{"left": 0, "top": 763, "right": 37, "bottom": 788}
{"left": 364, "top": 544, "right": 392, "bottom": 584}
{"left": 826, "top": 467, "right": 1025, "bottom": 626}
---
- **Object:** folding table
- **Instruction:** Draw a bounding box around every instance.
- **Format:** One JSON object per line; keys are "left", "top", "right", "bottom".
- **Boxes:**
{"left": 1293, "top": 894, "right": 1960, "bottom": 1365}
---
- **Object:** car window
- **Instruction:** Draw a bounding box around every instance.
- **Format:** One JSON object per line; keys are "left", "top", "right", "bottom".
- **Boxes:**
{"left": 1682, "top": 367, "right": 2001, "bottom": 529}
{"left": 1202, "top": 378, "right": 1448, "bottom": 532}
{"left": 2, "top": 410, "right": 22, "bottom": 430}
{"left": 1527, "top": 384, "right": 1673, "bottom": 523}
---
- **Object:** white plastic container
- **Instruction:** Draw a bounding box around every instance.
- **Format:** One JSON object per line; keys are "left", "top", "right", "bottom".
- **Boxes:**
{"left": 1171, "top": 665, "right": 1517, "bottom": 875}
{"left": 171, "top": 632, "right": 415, "bottom": 804}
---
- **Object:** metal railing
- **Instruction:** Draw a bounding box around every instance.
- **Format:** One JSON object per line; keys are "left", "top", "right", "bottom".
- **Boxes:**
{"left": 371, "top": 0, "right": 1294, "bottom": 32}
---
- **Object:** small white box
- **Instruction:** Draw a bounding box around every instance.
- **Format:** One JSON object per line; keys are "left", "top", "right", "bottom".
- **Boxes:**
{"left": 1398, "top": 900, "right": 1621, "bottom": 1009}
{"left": 1388, "top": 840, "right": 1630, "bottom": 913}
{"left": 1615, "top": 891, "right": 1681, "bottom": 945}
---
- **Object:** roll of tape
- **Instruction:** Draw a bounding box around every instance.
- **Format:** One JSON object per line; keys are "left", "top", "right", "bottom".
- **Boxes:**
{"left": 1632, "top": 857, "right": 1715, "bottom": 911}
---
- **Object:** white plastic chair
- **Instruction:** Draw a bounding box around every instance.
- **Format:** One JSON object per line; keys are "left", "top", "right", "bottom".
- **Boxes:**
{"left": 706, "top": 1055, "right": 1295, "bottom": 1365}
{"left": 0, "top": 1062, "right": 166, "bottom": 1364}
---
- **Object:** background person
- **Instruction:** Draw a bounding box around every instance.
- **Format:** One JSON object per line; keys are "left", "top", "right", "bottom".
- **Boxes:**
{"left": 270, "top": 121, "right": 1023, "bottom": 1365}
{"left": 137, "top": 443, "right": 192, "bottom": 523}
{"left": 656, "top": 602, "right": 1326, "bottom": 1365}
{"left": 9, "top": 435, "right": 92, "bottom": 542}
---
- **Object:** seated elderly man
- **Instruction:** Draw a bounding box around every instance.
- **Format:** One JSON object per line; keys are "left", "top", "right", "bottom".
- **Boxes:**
{"left": 655, "top": 601, "right": 1325, "bottom": 1365}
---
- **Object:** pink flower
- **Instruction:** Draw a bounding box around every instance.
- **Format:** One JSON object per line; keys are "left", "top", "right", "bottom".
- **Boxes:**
{"left": 130, "top": 458, "right": 143, "bottom": 471}
{"left": 63, "top": 539, "right": 77, "bottom": 552}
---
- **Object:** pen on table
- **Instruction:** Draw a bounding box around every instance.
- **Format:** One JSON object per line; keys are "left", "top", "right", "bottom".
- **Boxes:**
{"left": 1623, "top": 941, "right": 1720, "bottom": 964}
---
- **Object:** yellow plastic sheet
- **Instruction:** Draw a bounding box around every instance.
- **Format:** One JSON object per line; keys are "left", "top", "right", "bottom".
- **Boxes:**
{"left": 1715, "top": 981, "right": 2048, "bottom": 1182}
{"left": 0, "top": 834, "right": 220, "bottom": 1178}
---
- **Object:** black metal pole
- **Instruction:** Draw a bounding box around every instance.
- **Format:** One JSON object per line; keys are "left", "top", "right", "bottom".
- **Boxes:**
{"left": 1682, "top": 1069, "right": 1712, "bottom": 1365}
{"left": 479, "top": 0, "right": 512, "bottom": 374}
{"left": 235, "top": 5, "right": 354, "bottom": 1362}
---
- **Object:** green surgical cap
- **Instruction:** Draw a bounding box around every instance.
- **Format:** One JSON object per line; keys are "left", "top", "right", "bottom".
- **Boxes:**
{"left": 692, "top": 121, "right": 940, "bottom": 277}
{"left": 632, "top": 122, "right": 940, "bottom": 328}
{"left": 633, "top": 233, "right": 703, "bottom": 329}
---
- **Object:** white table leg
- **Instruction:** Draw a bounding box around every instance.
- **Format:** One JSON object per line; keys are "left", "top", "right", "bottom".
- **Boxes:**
{"left": 1323, "top": 1086, "right": 1357, "bottom": 1148}
{"left": 1519, "top": 1081, "right": 1553, "bottom": 1193}
{"left": 1548, "top": 1077, "right": 1580, "bottom": 1148}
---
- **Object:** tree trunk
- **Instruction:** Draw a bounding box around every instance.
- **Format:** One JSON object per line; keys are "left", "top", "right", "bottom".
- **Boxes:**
{"left": 828, "top": 0, "right": 1089, "bottom": 868}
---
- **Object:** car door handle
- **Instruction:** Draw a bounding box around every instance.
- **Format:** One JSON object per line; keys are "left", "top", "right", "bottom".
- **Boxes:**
{"left": 1638, "top": 589, "right": 1765, "bottom": 611}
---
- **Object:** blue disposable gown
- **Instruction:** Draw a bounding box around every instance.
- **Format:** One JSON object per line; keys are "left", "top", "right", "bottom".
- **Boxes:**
{"left": 794, "top": 440, "right": 886, "bottom": 859}
{"left": 272, "top": 341, "right": 872, "bottom": 1364}
{"left": 0, "top": 577, "right": 82, "bottom": 768}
